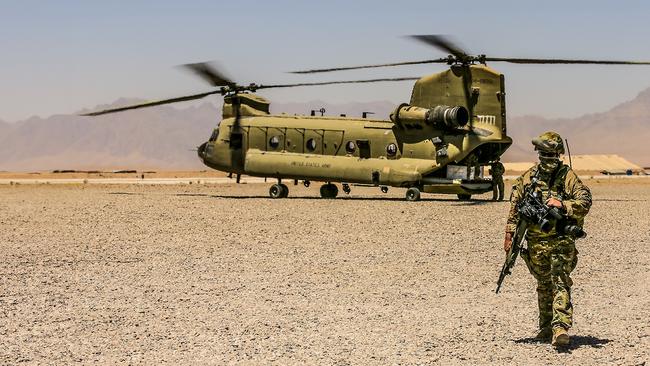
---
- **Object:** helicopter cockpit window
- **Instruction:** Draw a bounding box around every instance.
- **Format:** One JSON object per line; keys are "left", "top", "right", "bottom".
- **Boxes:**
{"left": 386, "top": 143, "right": 397, "bottom": 157}
{"left": 209, "top": 129, "right": 219, "bottom": 142}
{"left": 345, "top": 141, "right": 356, "bottom": 154}
{"left": 269, "top": 136, "right": 281, "bottom": 149}
{"left": 306, "top": 138, "right": 317, "bottom": 152}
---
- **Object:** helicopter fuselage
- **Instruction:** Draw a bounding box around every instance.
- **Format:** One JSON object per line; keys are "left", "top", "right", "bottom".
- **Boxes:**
{"left": 197, "top": 64, "right": 512, "bottom": 198}
{"left": 198, "top": 111, "right": 510, "bottom": 194}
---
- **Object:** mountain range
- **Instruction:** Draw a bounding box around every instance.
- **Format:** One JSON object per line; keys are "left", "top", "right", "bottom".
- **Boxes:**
{"left": 1, "top": 91, "right": 649, "bottom": 171}
{"left": 504, "top": 89, "right": 650, "bottom": 165}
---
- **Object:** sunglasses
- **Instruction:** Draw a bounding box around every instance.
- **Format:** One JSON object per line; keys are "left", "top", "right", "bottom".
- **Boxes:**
{"left": 538, "top": 151, "right": 559, "bottom": 159}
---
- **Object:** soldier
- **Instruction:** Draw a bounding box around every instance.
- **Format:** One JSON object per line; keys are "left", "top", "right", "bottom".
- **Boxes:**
{"left": 503, "top": 131, "right": 592, "bottom": 347}
{"left": 490, "top": 158, "right": 505, "bottom": 201}
{"left": 466, "top": 153, "right": 480, "bottom": 180}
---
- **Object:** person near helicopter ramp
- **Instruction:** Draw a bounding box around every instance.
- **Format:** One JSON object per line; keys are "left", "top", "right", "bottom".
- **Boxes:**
{"left": 490, "top": 158, "right": 505, "bottom": 201}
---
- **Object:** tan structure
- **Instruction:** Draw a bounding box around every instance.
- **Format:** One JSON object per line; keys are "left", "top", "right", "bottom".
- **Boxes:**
{"left": 504, "top": 154, "right": 643, "bottom": 174}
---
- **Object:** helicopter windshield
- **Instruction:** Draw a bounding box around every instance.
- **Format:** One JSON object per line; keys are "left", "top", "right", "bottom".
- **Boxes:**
{"left": 209, "top": 129, "right": 219, "bottom": 142}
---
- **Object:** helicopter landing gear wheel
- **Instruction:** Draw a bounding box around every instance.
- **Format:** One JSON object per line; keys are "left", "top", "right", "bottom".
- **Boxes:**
{"left": 342, "top": 183, "right": 351, "bottom": 194}
{"left": 457, "top": 193, "right": 472, "bottom": 200}
{"left": 320, "top": 183, "right": 339, "bottom": 199}
{"left": 380, "top": 186, "right": 389, "bottom": 193}
{"left": 303, "top": 180, "right": 310, "bottom": 187}
{"left": 405, "top": 187, "right": 421, "bottom": 201}
{"left": 279, "top": 183, "right": 289, "bottom": 198}
{"left": 269, "top": 184, "right": 285, "bottom": 199}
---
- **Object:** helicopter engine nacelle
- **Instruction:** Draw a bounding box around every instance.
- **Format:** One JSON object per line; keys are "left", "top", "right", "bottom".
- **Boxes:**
{"left": 390, "top": 104, "right": 469, "bottom": 130}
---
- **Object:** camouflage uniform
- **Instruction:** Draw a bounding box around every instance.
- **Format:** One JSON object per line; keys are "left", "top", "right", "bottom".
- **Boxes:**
{"left": 505, "top": 133, "right": 592, "bottom": 334}
{"left": 466, "top": 154, "right": 480, "bottom": 180}
{"left": 490, "top": 161, "right": 505, "bottom": 201}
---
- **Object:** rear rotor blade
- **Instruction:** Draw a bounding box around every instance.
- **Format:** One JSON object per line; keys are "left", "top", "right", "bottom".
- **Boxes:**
{"left": 408, "top": 35, "right": 469, "bottom": 60}
{"left": 407, "top": 35, "right": 475, "bottom": 119}
{"left": 289, "top": 58, "right": 450, "bottom": 74}
{"left": 259, "top": 76, "right": 420, "bottom": 89}
{"left": 289, "top": 34, "right": 470, "bottom": 74}
{"left": 181, "top": 62, "right": 235, "bottom": 87}
{"left": 80, "top": 90, "right": 222, "bottom": 116}
{"left": 485, "top": 57, "right": 650, "bottom": 65}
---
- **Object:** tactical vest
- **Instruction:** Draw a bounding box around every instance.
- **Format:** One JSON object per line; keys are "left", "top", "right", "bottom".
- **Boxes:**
{"left": 491, "top": 163, "right": 505, "bottom": 177}
{"left": 523, "top": 164, "right": 576, "bottom": 239}
{"left": 535, "top": 164, "right": 569, "bottom": 199}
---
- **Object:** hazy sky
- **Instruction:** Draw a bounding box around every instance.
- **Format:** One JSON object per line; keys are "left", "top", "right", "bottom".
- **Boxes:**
{"left": 2, "top": 0, "right": 650, "bottom": 122}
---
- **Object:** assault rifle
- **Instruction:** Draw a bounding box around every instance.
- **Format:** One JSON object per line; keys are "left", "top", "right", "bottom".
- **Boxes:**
{"left": 495, "top": 175, "right": 585, "bottom": 293}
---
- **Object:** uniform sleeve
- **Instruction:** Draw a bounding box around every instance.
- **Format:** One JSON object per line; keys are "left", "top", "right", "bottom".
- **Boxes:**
{"left": 562, "top": 170, "right": 592, "bottom": 219}
{"left": 505, "top": 176, "right": 524, "bottom": 232}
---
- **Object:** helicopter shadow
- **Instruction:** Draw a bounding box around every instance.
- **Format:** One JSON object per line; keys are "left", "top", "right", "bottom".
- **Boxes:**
{"left": 513, "top": 334, "right": 611, "bottom": 353}
{"left": 450, "top": 199, "right": 493, "bottom": 206}
{"left": 174, "top": 192, "right": 494, "bottom": 204}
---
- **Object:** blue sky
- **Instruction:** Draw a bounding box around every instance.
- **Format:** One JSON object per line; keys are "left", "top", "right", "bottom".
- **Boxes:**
{"left": 2, "top": 0, "right": 650, "bottom": 121}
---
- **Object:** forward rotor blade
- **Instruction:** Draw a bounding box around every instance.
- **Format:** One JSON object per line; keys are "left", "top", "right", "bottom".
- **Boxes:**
{"left": 409, "top": 35, "right": 469, "bottom": 59}
{"left": 289, "top": 34, "right": 469, "bottom": 74}
{"left": 181, "top": 62, "right": 234, "bottom": 87}
{"left": 259, "top": 76, "right": 420, "bottom": 89}
{"left": 485, "top": 57, "right": 650, "bottom": 65}
{"left": 80, "top": 90, "right": 222, "bottom": 116}
{"left": 81, "top": 77, "right": 420, "bottom": 116}
{"left": 289, "top": 59, "right": 450, "bottom": 74}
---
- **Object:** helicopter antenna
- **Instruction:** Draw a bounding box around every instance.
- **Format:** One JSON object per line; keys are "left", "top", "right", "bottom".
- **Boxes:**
{"left": 565, "top": 138, "right": 573, "bottom": 168}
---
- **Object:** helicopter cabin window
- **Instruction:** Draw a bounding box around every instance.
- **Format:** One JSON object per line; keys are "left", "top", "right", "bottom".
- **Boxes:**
{"left": 345, "top": 141, "right": 356, "bottom": 154}
{"left": 306, "top": 138, "right": 317, "bottom": 152}
{"left": 230, "top": 132, "right": 243, "bottom": 149}
{"left": 269, "top": 136, "right": 281, "bottom": 150}
{"left": 386, "top": 143, "right": 397, "bottom": 157}
{"left": 357, "top": 140, "right": 371, "bottom": 159}
{"left": 209, "top": 129, "right": 219, "bottom": 142}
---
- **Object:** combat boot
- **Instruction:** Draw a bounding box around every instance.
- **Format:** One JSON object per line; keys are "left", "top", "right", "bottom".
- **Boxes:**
{"left": 535, "top": 327, "right": 553, "bottom": 342}
{"left": 551, "top": 326, "right": 570, "bottom": 347}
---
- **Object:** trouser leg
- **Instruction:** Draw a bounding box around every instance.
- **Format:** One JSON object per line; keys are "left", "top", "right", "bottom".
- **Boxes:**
{"left": 550, "top": 240, "right": 578, "bottom": 329}
{"left": 522, "top": 240, "right": 553, "bottom": 330}
{"left": 537, "top": 278, "right": 554, "bottom": 329}
{"left": 497, "top": 180, "right": 505, "bottom": 201}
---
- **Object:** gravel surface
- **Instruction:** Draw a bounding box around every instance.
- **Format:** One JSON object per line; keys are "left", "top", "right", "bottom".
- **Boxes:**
{"left": 1, "top": 180, "right": 648, "bottom": 365}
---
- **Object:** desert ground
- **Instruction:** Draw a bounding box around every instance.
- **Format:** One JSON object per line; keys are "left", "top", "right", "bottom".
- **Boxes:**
{"left": 1, "top": 178, "right": 648, "bottom": 365}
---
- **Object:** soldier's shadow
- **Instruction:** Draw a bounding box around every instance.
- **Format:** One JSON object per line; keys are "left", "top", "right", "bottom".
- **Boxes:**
{"left": 514, "top": 335, "right": 611, "bottom": 353}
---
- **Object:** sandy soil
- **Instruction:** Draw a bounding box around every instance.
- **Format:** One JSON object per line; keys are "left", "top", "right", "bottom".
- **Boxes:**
{"left": 1, "top": 180, "right": 648, "bottom": 364}
{"left": 0, "top": 170, "right": 229, "bottom": 180}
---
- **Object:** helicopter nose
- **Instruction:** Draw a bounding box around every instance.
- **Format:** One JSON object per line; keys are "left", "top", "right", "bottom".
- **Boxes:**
{"left": 197, "top": 142, "right": 208, "bottom": 159}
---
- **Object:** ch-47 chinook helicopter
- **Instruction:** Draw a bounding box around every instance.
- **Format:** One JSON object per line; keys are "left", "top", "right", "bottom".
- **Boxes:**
{"left": 83, "top": 35, "right": 650, "bottom": 201}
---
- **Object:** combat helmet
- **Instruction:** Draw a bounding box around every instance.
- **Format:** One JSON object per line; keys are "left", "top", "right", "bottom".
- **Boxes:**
{"left": 532, "top": 131, "right": 565, "bottom": 155}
